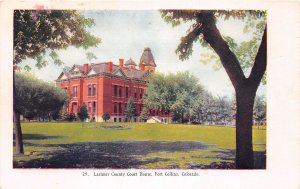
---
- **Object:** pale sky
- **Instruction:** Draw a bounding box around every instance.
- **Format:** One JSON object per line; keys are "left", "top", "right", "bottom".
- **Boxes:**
{"left": 20, "top": 10, "right": 266, "bottom": 98}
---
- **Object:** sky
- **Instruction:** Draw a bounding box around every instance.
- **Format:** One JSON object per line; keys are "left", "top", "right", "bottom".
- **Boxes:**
{"left": 20, "top": 10, "right": 266, "bottom": 98}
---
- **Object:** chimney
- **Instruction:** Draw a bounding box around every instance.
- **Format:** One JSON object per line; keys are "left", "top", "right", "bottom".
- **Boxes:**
{"left": 119, "top": 58, "right": 124, "bottom": 67}
{"left": 140, "top": 63, "right": 145, "bottom": 71}
{"left": 83, "top": 63, "right": 89, "bottom": 74}
{"left": 108, "top": 61, "right": 113, "bottom": 72}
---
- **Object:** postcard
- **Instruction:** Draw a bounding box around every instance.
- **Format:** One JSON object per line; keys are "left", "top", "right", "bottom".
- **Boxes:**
{"left": 0, "top": 1, "right": 299, "bottom": 189}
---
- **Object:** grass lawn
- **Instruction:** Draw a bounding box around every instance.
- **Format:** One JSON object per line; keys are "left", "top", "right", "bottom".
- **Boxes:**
{"left": 13, "top": 122, "right": 266, "bottom": 169}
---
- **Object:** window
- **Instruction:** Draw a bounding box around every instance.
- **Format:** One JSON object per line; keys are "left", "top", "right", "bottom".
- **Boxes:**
{"left": 114, "top": 85, "right": 118, "bottom": 97}
{"left": 126, "top": 87, "right": 129, "bottom": 98}
{"left": 88, "top": 85, "right": 92, "bottom": 96}
{"left": 119, "top": 102, "right": 122, "bottom": 113}
{"left": 114, "top": 118, "right": 117, "bottom": 122}
{"left": 114, "top": 102, "right": 117, "bottom": 113}
{"left": 134, "top": 88, "right": 137, "bottom": 98}
{"left": 119, "top": 86, "right": 122, "bottom": 97}
{"left": 140, "top": 88, "right": 143, "bottom": 99}
{"left": 72, "top": 102, "right": 77, "bottom": 113}
{"left": 119, "top": 118, "right": 122, "bottom": 122}
{"left": 139, "top": 105, "right": 142, "bottom": 113}
{"left": 73, "top": 86, "right": 78, "bottom": 97}
{"left": 92, "top": 84, "right": 96, "bottom": 96}
{"left": 88, "top": 102, "right": 92, "bottom": 113}
{"left": 92, "top": 101, "right": 96, "bottom": 113}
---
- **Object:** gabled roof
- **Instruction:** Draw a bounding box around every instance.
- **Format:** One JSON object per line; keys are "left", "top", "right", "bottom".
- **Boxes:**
{"left": 112, "top": 68, "right": 126, "bottom": 77}
{"left": 125, "top": 58, "right": 137, "bottom": 66}
{"left": 70, "top": 64, "right": 84, "bottom": 73}
{"left": 56, "top": 72, "right": 71, "bottom": 81}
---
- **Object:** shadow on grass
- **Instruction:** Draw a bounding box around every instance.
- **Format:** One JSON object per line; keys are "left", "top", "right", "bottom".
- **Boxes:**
{"left": 22, "top": 134, "right": 65, "bottom": 140}
{"left": 13, "top": 141, "right": 266, "bottom": 169}
{"left": 14, "top": 141, "right": 211, "bottom": 168}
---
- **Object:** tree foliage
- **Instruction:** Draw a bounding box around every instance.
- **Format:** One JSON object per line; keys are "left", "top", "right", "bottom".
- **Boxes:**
{"left": 13, "top": 10, "right": 101, "bottom": 154}
{"left": 14, "top": 10, "right": 101, "bottom": 67}
{"left": 160, "top": 10, "right": 267, "bottom": 168}
{"left": 102, "top": 113, "right": 111, "bottom": 122}
{"left": 125, "top": 98, "right": 136, "bottom": 122}
{"left": 77, "top": 103, "right": 89, "bottom": 121}
{"left": 145, "top": 71, "right": 206, "bottom": 123}
{"left": 139, "top": 107, "right": 150, "bottom": 122}
{"left": 86, "top": 52, "right": 97, "bottom": 62}
{"left": 144, "top": 71, "right": 235, "bottom": 124}
{"left": 160, "top": 10, "right": 267, "bottom": 83}
{"left": 253, "top": 95, "right": 266, "bottom": 124}
{"left": 15, "top": 73, "right": 69, "bottom": 120}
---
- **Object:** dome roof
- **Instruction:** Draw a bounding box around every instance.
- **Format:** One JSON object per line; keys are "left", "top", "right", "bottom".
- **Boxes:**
{"left": 125, "top": 58, "right": 137, "bottom": 66}
{"left": 139, "top": 47, "right": 156, "bottom": 67}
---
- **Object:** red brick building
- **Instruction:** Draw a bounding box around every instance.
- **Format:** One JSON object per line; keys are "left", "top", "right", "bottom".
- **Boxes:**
{"left": 56, "top": 48, "right": 171, "bottom": 122}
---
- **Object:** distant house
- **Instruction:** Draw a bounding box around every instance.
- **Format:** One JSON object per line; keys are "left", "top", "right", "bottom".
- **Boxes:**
{"left": 55, "top": 48, "right": 171, "bottom": 122}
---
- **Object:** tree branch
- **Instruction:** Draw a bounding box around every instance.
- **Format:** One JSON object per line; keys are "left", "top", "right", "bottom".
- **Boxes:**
{"left": 248, "top": 26, "right": 267, "bottom": 88}
{"left": 200, "top": 13, "right": 246, "bottom": 89}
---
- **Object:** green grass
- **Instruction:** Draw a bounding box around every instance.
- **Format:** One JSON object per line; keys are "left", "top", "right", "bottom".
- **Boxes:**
{"left": 14, "top": 122, "right": 266, "bottom": 168}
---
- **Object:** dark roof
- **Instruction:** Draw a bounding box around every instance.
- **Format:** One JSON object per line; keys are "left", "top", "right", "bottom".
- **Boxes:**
{"left": 56, "top": 72, "right": 71, "bottom": 81}
{"left": 125, "top": 58, "right": 137, "bottom": 66}
{"left": 139, "top": 47, "right": 156, "bottom": 67}
{"left": 73, "top": 64, "right": 84, "bottom": 72}
{"left": 56, "top": 62, "right": 149, "bottom": 81}
{"left": 90, "top": 62, "right": 109, "bottom": 73}
{"left": 121, "top": 66, "right": 148, "bottom": 79}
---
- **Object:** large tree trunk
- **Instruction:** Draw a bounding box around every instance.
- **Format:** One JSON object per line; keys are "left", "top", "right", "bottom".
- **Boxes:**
{"left": 199, "top": 12, "right": 267, "bottom": 168}
{"left": 13, "top": 111, "right": 24, "bottom": 154}
{"left": 235, "top": 85, "right": 256, "bottom": 168}
{"left": 13, "top": 69, "right": 24, "bottom": 154}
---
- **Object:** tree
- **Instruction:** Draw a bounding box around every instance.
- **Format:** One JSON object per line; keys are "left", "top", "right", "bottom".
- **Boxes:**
{"left": 144, "top": 71, "right": 204, "bottom": 123}
{"left": 161, "top": 10, "right": 266, "bottom": 168}
{"left": 102, "top": 113, "right": 111, "bottom": 122}
{"left": 86, "top": 52, "right": 97, "bottom": 62}
{"left": 66, "top": 113, "right": 76, "bottom": 122}
{"left": 215, "top": 96, "right": 232, "bottom": 125}
{"left": 77, "top": 103, "right": 89, "bottom": 122}
{"left": 253, "top": 95, "right": 266, "bottom": 126}
{"left": 143, "top": 72, "right": 175, "bottom": 113}
{"left": 15, "top": 73, "right": 68, "bottom": 113}
{"left": 15, "top": 73, "right": 69, "bottom": 121}
{"left": 139, "top": 107, "right": 150, "bottom": 122}
{"left": 125, "top": 98, "right": 136, "bottom": 122}
{"left": 23, "top": 111, "right": 36, "bottom": 122}
{"left": 13, "top": 10, "right": 101, "bottom": 154}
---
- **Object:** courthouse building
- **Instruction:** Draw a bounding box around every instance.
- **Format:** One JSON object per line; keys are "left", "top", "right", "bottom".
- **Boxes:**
{"left": 55, "top": 48, "right": 171, "bottom": 122}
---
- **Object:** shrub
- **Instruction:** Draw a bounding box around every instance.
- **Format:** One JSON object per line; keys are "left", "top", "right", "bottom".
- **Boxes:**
{"left": 102, "top": 113, "right": 110, "bottom": 122}
{"left": 67, "top": 113, "right": 76, "bottom": 122}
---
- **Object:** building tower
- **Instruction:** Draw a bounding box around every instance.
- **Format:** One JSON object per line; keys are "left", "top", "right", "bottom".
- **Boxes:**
{"left": 124, "top": 58, "right": 137, "bottom": 69}
{"left": 139, "top": 47, "right": 156, "bottom": 72}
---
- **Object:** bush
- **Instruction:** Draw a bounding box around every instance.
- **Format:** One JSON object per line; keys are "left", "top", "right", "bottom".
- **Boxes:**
{"left": 77, "top": 103, "right": 88, "bottom": 122}
{"left": 102, "top": 113, "right": 110, "bottom": 122}
{"left": 67, "top": 113, "right": 76, "bottom": 122}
